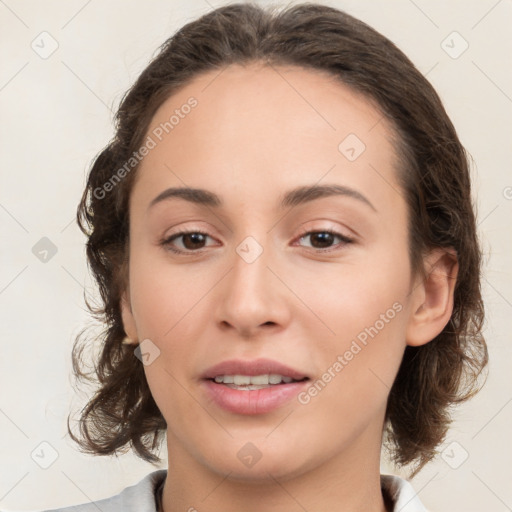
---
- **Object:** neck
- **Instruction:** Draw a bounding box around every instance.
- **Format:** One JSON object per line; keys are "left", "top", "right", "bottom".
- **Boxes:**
{"left": 161, "top": 426, "right": 389, "bottom": 512}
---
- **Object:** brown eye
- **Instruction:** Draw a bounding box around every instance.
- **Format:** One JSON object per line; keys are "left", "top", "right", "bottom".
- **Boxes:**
{"left": 297, "top": 230, "right": 353, "bottom": 251}
{"left": 162, "top": 231, "right": 216, "bottom": 254}
{"left": 308, "top": 232, "right": 335, "bottom": 248}
{"left": 181, "top": 232, "right": 207, "bottom": 250}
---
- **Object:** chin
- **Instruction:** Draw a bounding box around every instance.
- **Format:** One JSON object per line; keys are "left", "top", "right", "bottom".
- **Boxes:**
{"left": 192, "top": 434, "right": 320, "bottom": 483}
{"left": 207, "top": 455, "right": 307, "bottom": 483}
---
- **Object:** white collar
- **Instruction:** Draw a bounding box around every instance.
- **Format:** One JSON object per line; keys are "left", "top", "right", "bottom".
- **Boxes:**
{"left": 381, "top": 474, "right": 429, "bottom": 511}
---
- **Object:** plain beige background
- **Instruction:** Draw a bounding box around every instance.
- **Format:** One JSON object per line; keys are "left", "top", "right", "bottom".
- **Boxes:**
{"left": 1, "top": 0, "right": 511, "bottom": 510}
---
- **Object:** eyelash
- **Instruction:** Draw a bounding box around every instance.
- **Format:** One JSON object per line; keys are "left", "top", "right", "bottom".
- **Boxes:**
{"left": 160, "top": 228, "right": 354, "bottom": 255}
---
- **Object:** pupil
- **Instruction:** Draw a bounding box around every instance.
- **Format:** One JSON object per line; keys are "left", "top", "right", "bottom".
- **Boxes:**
{"left": 183, "top": 233, "right": 205, "bottom": 249}
{"left": 311, "top": 232, "right": 333, "bottom": 248}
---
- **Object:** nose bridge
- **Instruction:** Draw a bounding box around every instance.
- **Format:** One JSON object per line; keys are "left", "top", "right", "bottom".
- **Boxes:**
{"left": 230, "top": 234, "right": 273, "bottom": 302}
{"left": 215, "top": 233, "right": 288, "bottom": 333}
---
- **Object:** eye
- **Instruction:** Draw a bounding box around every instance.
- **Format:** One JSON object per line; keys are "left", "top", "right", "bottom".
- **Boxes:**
{"left": 295, "top": 229, "right": 354, "bottom": 251}
{"left": 160, "top": 231, "right": 217, "bottom": 254}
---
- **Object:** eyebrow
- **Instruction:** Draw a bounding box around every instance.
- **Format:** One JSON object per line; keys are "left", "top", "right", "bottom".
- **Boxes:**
{"left": 148, "top": 184, "right": 376, "bottom": 212}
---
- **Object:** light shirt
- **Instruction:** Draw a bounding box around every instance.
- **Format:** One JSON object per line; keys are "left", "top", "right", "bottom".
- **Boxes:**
{"left": 42, "top": 470, "right": 428, "bottom": 512}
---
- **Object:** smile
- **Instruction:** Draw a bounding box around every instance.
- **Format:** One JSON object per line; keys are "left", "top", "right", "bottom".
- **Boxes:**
{"left": 201, "top": 358, "right": 311, "bottom": 414}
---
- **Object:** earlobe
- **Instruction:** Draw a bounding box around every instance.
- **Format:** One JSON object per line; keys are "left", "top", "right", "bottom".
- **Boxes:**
{"left": 120, "top": 290, "right": 138, "bottom": 342}
{"left": 406, "top": 248, "right": 458, "bottom": 347}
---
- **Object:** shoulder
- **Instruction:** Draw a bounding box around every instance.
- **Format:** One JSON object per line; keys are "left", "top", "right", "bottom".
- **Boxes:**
{"left": 381, "top": 474, "right": 429, "bottom": 512}
{"left": 41, "top": 470, "right": 167, "bottom": 512}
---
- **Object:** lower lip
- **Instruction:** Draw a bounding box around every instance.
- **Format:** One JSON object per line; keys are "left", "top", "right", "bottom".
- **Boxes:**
{"left": 202, "top": 379, "right": 309, "bottom": 415}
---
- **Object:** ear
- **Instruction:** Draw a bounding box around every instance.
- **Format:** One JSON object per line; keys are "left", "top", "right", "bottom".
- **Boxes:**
{"left": 120, "top": 289, "right": 138, "bottom": 341}
{"left": 406, "top": 248, "right": 458, "bottom": 347}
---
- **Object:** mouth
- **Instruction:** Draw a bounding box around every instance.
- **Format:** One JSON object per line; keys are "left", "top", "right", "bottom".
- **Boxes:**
{"left": 201, "top": 358, "right": 311, "bottom": 414}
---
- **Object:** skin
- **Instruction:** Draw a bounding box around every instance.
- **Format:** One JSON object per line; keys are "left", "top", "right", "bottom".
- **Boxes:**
{"left": 121, "top": 63, "right": 458, "bottom": 512}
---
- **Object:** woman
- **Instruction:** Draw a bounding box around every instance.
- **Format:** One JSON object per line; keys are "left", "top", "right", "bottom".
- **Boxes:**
{"left": 51, "top": 3, "right": 487, "bottom": 511}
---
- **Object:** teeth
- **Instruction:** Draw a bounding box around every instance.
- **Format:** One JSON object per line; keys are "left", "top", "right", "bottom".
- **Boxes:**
{"left": 213, "top": 374, "right": 296, "bottom": 385}
{"left": 269, "top": 374, "right": 282, "bottom": 384}
{"left": 250, "top": 375, "right": 269, "bottom": 385}
{"left": 234, "top": 375, "right": 251, "bottom": 385}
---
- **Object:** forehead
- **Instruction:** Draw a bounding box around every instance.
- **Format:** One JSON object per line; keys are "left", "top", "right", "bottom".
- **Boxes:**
{"left": 133, "top": 63, "right": 402, "bottom": 212}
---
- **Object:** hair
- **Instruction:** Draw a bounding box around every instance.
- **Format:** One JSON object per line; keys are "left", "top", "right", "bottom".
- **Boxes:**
{"left": 69, "top": 2, "right": 488, "bottom": 475}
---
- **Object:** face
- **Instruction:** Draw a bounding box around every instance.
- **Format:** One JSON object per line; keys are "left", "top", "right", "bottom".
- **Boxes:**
{"left": 121, "top": 63, "right": 429, "bottom": 481}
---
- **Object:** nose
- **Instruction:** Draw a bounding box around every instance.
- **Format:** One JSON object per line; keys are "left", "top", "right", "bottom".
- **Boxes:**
{"left": 214, "top": 240, "right": 291, "bottom": 339}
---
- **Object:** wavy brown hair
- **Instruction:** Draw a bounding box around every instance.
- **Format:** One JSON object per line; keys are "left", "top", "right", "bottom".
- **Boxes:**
{"left": 69, "top": 2, "right": 488, "bottom": 474}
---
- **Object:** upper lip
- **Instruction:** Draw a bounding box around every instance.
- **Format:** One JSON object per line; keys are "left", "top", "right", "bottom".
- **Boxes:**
{"left": 201, "top": 358, "right": 309, "bottom": 381}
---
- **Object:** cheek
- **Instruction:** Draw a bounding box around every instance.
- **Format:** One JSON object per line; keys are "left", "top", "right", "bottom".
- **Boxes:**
{"left": 128, "top": 247, "right": 216, "bottom": 341}
{"left": 292, "top": 272, "right": 408, "bottom": 444}
{"left": 295, "top": 244, "right": 411, "bottom": 392}
{"left": 299, "top": 254, "right": 410, "bottom": 342}
{"left": 127, "top": 251, "right": 225, "bottom": 402}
